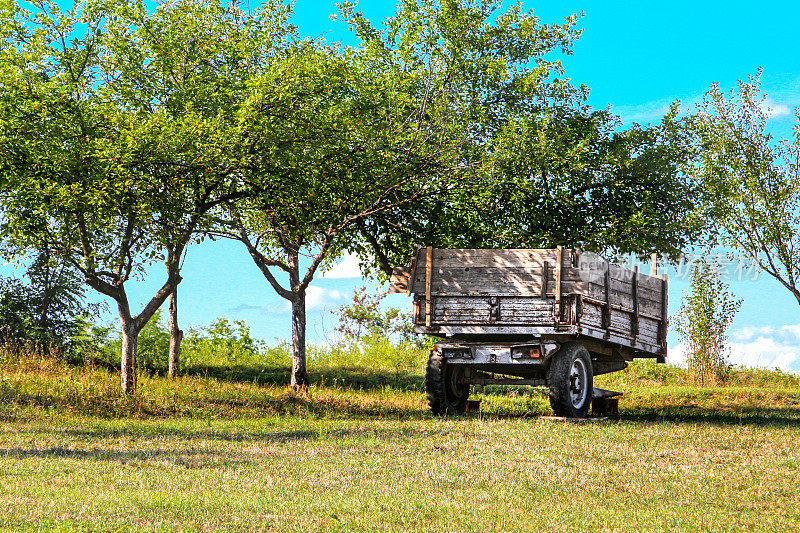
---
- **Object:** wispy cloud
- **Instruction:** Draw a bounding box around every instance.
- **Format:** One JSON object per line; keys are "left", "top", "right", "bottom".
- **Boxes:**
{"left": 759, "top": 97, "right": 791, "bottom": 118}
{"left": 612, "top": 90, "right": 797, "bottom": 125}
{"left": 306, "top": 286, "right": 346, "bottom": 311}
{"left": 669, "top": 323, "right": 800, "bottom": 373}
{"left": 225, "top": 286, "right": 347, "bottom": 315}
{"left": 226, "top": 302, "right": 291, "bottom": 315}
{"left": 612, "top": 99, "right": 676, "bottom": 124}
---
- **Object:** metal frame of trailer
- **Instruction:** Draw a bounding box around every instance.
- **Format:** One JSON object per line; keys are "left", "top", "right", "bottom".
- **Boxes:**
{"left": 389, "top": 246, "right": 669, "bottom": 418}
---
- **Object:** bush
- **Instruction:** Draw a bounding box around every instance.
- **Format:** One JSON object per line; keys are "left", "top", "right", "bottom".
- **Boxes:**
{"left": 674, "top": 258, "right": 742, "bottom": 384}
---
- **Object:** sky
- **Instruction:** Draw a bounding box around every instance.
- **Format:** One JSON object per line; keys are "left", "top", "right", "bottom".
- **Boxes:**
{"left": 4, "top": 0, "right": 800, "bottom": 371}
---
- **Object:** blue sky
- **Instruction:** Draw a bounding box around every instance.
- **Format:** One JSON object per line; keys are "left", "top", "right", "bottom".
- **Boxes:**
{"left": 5, "top": 0, "right": 800, "bottom": 370}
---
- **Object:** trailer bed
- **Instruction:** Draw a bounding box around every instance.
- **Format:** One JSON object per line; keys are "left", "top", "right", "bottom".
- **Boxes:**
{"left": 390, "top": 247, "right": 668, "bottom": 362}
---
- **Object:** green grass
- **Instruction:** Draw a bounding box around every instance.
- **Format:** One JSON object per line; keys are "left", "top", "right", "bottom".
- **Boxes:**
{"left": 2, "top": 355, "right": 800, "bottom": 532}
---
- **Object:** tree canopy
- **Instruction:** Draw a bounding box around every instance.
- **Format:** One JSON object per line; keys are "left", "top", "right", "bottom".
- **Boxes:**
{"left": 0, "top": 0, "right": 294, "bottom": 391}
{"left": 689, "top": 72, "right": 800, "bottom": 306}
{"left": 342, "top": 0, "right": 702, "bottom": 276}
{"left": 1, "top": 0, "right": 708, "bottom": 391}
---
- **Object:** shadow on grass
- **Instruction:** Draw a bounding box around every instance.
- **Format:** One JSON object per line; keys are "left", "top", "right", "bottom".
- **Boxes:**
{"left": 1, "top": 445, "right": 260, "bottom": 468}
{"left": 164, "top": 364, "right": 426, "bottom": 393}
{"left": 614, "top": 405, "right": 800, "bottom": 427}
{"left": 0, "top": 389, "right": 430, "bottom": 422}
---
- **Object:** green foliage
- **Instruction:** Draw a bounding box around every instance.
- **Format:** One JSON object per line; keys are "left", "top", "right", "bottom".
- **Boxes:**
{"left": 0, "top": 250, "right": 96, "bottom": 352}
{"left": 182, "top": 317, "right": 264, "bottom": 368}
{"left": 674, "top": 258, "right": 742, "bottom": 384}
{"left": 0, "top": 0, "right": 300, "bottom": 393}
{"left": 333, "top": 287, "right": 422, "bottom": 345}
{"left": 344, "top": 0, "right": 701, "bottom": 276}
{"left": 690, "top": 71, "right": 800, "bottom": 305}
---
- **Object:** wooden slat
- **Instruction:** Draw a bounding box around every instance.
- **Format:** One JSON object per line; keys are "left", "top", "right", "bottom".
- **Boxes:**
{"left": 554, "top": 246, "right": 562, "bottom": 320}
{"left": 589, "top": 279, "right": 663, "bottom": 302}
{"left": 413, "top": 267, "right": 588, "bottom": 295}
{"left": 607, "top": 263, "right": 664, "bottom": 291}
{"left": 425, "top": 246, "right": 432, "bottom": 328}
{"left": 541, "top": 261, "right": 549, "bottom": 298}
{"left": 430, "top": 248, "right": 560, "bottom": 268}
{"left": 631, "top": 265, "right": 639, "bottom": 338}
{"left": 603, "top": 259, "right": 611, "bottom": 336}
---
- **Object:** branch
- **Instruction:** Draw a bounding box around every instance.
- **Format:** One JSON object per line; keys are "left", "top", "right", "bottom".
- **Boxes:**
{"left": 228, "top": 208, "right": 293, "bottom": 300}
{"left": 356, "top": 218, "right": 393, "bottom": 276}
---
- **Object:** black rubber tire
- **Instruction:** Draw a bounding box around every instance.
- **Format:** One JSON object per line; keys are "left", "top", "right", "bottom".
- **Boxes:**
{"left": 426, "top": 347, "right": 469, "bottom": 415}
{"left": 548, "top": 342, "right": 593, "bottom": 418}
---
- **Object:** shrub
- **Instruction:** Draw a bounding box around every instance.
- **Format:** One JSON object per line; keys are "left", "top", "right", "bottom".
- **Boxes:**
{"left": 674, "top": 258, "right": 742, "bottom": 384}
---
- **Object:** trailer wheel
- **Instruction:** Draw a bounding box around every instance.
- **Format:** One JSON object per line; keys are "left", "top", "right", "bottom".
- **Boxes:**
{"left": 426, "top": 347, "right": 469, "bottom": 415}
{"left": 548, "top": 342, "right": 593, "bottom": 418}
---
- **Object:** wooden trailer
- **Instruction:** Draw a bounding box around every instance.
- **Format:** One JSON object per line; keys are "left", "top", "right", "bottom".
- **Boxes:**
{"left": 389, "top": 247, "right": 669, "bottom": 418}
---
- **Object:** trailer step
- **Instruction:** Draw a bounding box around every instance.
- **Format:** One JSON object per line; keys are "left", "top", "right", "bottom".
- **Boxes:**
{"left": 592, "top": 387, "right": 623, "bottom": 399}
{"left": 591, "top": 388, "right": 621, "bottom": 416}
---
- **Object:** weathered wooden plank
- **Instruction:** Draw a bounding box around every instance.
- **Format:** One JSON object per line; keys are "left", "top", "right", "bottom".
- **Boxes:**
{"left": 588, "top": 284, "right": 663, "bottom": 316}
{"left": 607, "top": 263, "right": 664, "bottom": 291}
{"left": 632, "top": 265, "right": 639, "bottom": 338}
{"left": 432, "top": 296, "right": 555, "bottom": 325}
{"left": 589, "top": 279, "right": 664, "bottom": 303}
{"left": 554, "top": 246, "right": 563, "bottom": 319}
{"left": 422, "top": 281, "right": 590, "bottom": 296}
{"left": 581, "top": 300, "right": 661, "bottom": 343}
{"left": 425, "top": 247, "right": 432, "bottom": 328}
{"left": 426, "top": 248, "right": 566, "bottom": 268}
{"left": 432, "top": 298, "right": 490, "bottom": 322}
{"left": 412, "top": 267, "right": 587, "bottom": 293}
{"left": 389, "top": 267, "right": 411, "bottom": 294}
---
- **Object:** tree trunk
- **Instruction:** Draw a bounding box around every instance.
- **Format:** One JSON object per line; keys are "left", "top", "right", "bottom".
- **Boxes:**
{"left": 290, "top": 289, "right": 309, "bottom": 390}
{"left": 168, "top": 287, "right": 183, "bottom": 378}
{"left": 120, "top": 318, "right": 138, "bottom": 394}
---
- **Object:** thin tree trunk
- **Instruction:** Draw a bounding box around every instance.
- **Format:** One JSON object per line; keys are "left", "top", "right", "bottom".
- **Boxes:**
{"left": 168, "top": 287, "right": 183, "bottom": 378}
{"left": 290, "top": 289, "right": 309, "bottom": 390}
{"left": 120, "top": 317, "right": 138, "bottom": 394}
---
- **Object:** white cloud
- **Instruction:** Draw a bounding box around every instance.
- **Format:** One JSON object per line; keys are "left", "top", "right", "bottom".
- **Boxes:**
{"left": 305, "top": 286, "right": 346, "bottom": 311}
{"left": 225, "top": 287, "right": 348, "bottom": 315}
{"left": 667, "top": 343, "right": 687, "bottom": 367}
{"left": 670, "top": 324, "right": 800, "bottom": 373}
{"left": 321, "top": 253, "right": 364, "bottom": 279}
{"left": 759, "top": 98, "right": 791, "bottom": 119}
{"left": 227, "top": 302, "right": 290, "bottom": 314}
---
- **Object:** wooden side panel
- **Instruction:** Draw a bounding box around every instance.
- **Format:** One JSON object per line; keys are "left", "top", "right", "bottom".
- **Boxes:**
{"left": 581, "top": 301, "right": 660, "bottom": 347}
{"left": 404, "top": 249, "right": 666, "bottom": 356}
{"left": 498, "top": 298, "right": 553, "bottom": 323}
{"left": 588, "top": 280, "right": 664, "bottom": 317}
{"left": 423, "top": 248, "right": 566, "bottom": 268}
{"left": 431, "top": 296, "right": 554, "bottom": 325}
{"left": 410, "top": 249, "right": 590, "bottom": 296}
{"left": 431, "top": 297, "right": 492, "bottom": 323}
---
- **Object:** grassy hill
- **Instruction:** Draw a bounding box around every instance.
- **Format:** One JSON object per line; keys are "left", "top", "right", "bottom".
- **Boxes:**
{"left": 1, "top": 353, "right": 799, "bottom": 532}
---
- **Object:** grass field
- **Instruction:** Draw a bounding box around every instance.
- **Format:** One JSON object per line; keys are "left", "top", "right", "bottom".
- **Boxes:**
{"left": 2, "top": 356, "right": 800, "bottom": 532}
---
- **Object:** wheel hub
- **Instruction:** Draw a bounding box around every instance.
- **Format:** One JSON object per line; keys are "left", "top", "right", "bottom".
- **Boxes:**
{"left": 569, "top": 359, "right": 588, "bottom": 408}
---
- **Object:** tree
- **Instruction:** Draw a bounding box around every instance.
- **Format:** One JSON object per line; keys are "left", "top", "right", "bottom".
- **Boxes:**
{"left": 0, "top": 248, "right": 96, "bottom": 352}
{"left": 691, "top": 72, "right": 800, "bottom": 306}
{"left": 214, "top": 0, "right": 586, "bottom": 388}
{"left": 213, "top": 28, "right": 459, "bottom": 388}
{"left": 340, "top": 0, "right": 702, "bottom": 276}
{"left": 167, "top": 287, "right": 183, "bottom": 378}
{"left": 675, "top": 258, "right": 742, "bottom": 384}
{"left": 333, "top": 287, "right": 413, "bottom": 342}
{"left": 0, "top": 0, "right": 293, "bottom": 392}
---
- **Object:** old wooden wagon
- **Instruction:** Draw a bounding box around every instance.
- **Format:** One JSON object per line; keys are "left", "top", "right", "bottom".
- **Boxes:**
{"left": 389, "top": 247, "right": 668, "bottom": 418}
